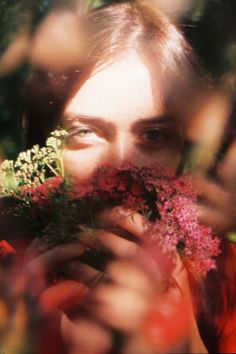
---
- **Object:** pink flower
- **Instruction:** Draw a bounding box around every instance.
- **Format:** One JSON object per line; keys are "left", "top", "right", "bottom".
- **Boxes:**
{"left": 19, "top": 163, "right": 221, "bottom": 278}
{"left": 31, "top": 176, "right": 63, "bottom": 205}
{"left": 0, "top": 240, "right": 15, "bottom": 256}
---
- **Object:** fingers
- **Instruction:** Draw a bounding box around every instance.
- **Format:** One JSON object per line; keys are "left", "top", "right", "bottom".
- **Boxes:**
{"left": 24, "top": 206, "right": 149, "bottom": 280}
{"left": 192, "top": 176, "right": 236, "bottom": 232}
{"left": 60, "top": 313, "right": 112, "bottom": 354}
{"left": 19, "top": 242, "right": 87, "bottom": 298}
{"left": 57, "top": 251, "right": 193, "bottom": 350}
{"left": 23, "top": 242, "right": 86, "bottom": 278}
{"left": 24, "top": 237, "right": 50, "bottom": 263}
{"left": 194, "top": 177, "right": 232, "bottom": 211}
{"left": 61, "top": 260, "right": 108, "bottom": 288}
{"left": 22, "top": 225, "right": 146, "bottom": 301}
{"left": 25, "top": 210, "right": 144, "bottom": 272}
{"left": 106, "top": 259, "right": 155, "bottom": 297}
{"left": 60, "top": 234, "right": 149, "bottom": 290}
{"left": 90, "top": 228, "right": 141, "bottom": 257}
{"left": 197, "top": 203, "right": 233, "bottom": 232}
{"left": 85, "top": 256, "right": 190, "bottom": 334}
{"left": 39, "top": 280, "right": 89, "bottom": 314}
{"left": 90, "top": 282, "right": 150, "bottom": 332}
{"left": 96, "top": 207, "right": 149, "bottom": 240}
{"left": 57, "top": 260, "right": 156, "bottom": 334}
{"left": 191, "top": 140, "right": 236, "bottom": 234}
{"left": 56, "top": 254, "right": 199, "bottom": 354}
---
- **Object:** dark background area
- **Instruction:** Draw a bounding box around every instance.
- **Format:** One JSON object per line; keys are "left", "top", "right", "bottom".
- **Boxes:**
{"left": 1, "top": 0, "right": 236, "bottom": 159}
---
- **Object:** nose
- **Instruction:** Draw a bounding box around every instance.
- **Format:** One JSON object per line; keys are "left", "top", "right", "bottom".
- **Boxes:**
{"left": 103, "top": 135, "right": 140, "bottom": 167}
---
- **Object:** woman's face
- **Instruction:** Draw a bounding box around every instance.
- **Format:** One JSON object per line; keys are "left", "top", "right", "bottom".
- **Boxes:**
{"left": 62, "top": 51, "right": 182, "bottom": 179}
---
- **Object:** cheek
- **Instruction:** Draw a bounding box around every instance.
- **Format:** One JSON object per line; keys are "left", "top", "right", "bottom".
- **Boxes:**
{"left": 63, "top": 148, "right": 104, "bottom": 180}
{"left": 153, "top": 149, "right": 181, "bottom": 173}
{"left": 136, "top": 149, "right": 181, "bottom": 174}
{"left": 62, "top": 146, "right": 182, "bottom": 179}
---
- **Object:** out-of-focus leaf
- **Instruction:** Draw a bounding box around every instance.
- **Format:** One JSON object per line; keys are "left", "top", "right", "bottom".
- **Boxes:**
{"left": 228, "top": 232, "right": 236, "bottom": 243}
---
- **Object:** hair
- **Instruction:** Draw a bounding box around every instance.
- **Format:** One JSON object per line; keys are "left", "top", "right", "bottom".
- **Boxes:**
{"left": 22, "top": 0, "right": 204, "bottom": 147}
{"left": 22, "top": 1, "right": 236, "bottom": 352}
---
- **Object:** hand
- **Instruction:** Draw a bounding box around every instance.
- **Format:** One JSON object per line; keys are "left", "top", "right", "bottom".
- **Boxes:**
{"left": 56, "top": 208, "right": 207, "bottom": 354}
{"left": 22, "top": 207, "right": 208, "bottom": 353}
{"left": 22, "top": 239, "right": 89, "bottom": 310}
{"left": 192, "top": 140, "right": 236, "bottom": 234}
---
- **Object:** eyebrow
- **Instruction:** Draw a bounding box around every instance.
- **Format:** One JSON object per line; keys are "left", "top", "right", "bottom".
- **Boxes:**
{"left": 62, "top": 114, "right": 116, "bottom": 135}
{"left": 62, "top": 113, "right": 175, "bottom": 133}
{"left": 131, "top": 115, "right": 177, "bottom": 133}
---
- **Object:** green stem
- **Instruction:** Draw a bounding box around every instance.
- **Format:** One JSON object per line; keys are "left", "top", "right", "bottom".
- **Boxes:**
{"left": 39, "top": 174, "right": 45, "bottom": 184}
{"left": 59, "top": 156, "right": 65, "bottom": 178}
{"left": 45, "top": 162, "right": 59, "bottom": 176}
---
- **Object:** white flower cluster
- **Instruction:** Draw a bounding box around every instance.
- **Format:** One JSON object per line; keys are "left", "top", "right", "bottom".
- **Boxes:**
{"left": 0, "top": 128, "right": 67, "bottom": 196}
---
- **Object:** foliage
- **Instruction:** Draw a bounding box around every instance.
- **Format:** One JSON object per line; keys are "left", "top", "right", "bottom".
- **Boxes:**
{"left": 0, "top": 128, "right": 66, "bottom": 194}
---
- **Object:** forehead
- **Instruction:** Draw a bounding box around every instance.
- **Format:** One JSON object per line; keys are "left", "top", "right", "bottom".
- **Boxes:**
{"left": 64, "top": 50, "right": 164, "bottom": 122}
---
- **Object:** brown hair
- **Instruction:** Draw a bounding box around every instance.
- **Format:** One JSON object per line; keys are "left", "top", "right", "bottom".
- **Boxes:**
{"left": 22, "top": 1, "right": 203, "bottom": 147}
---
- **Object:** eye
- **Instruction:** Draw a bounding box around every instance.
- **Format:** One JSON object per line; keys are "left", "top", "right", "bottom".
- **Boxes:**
{"left": 73, "top": 127, "right": 95, "bottom": 138}
{"left": 66, "top": 126, "right": 104, "bottom": 147}
{"left": 141, "top": 128, "right": 169, "bottom": 144}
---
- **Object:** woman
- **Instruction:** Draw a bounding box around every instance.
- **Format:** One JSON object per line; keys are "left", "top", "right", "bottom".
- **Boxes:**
{"left": 20, "top": 1, "right": 236, "bottom": 353}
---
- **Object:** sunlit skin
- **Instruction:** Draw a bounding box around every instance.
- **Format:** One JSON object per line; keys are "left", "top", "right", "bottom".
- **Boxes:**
{"left": 62, "top": 50, "right": 183, "bottom": 179}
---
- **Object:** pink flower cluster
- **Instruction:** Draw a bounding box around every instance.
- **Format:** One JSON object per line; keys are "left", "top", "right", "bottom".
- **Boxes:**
{"left": 23, "top": 164, "right": 221, "bottom": 277}
{"left": 150, "top": 195, "right": 220, "bottom": 277}
{"left": 31, "top": 176, "right": 63, "bottom": 205}
{"left": 75, "top": 164, "right": 221, "bottom": 276}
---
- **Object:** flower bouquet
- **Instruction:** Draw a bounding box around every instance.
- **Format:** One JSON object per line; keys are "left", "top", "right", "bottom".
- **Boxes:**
{"left": 0, "top": 129, "right": 221, "bottom": 278}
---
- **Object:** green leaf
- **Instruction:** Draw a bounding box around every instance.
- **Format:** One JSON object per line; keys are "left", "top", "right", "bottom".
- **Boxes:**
{"left": 227, "top": 232, "right": 236, "bottom": 243}
{"left": 4, "top": 171, "right": 18, "bottom": 192}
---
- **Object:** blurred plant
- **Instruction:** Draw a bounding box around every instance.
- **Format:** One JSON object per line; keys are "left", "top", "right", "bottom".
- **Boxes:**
{"left": 0, "top": 128, "right": 66, "bottom": 195}
{"left": 0, "top": 0, "right": 53, "bottom": 160}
